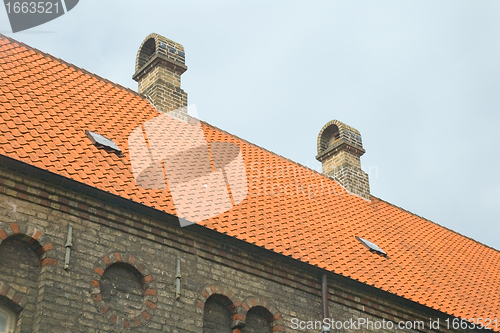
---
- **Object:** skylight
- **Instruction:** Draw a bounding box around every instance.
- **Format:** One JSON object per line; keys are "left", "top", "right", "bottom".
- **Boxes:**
{"left": 85, "top": 130, "right": 122, "bottom": 155}
{"left": 355, "top": 236, "right": 387, "bottom": 256}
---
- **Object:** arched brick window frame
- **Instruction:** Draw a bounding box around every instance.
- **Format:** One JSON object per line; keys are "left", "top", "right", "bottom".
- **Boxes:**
{"left": 241, "top": 297, "right": 285, "bottom": 332}
{"left": 0, "top": 222, "right": 56, "bottom": 331}
{"left": 197, "top": 285, "right": 245, "bottom": 329}
{"left": 0, "top": 223, "right": 57, "bottom": 268}
{"left": 91, "top": 252, "right": 157, "bottom": 329}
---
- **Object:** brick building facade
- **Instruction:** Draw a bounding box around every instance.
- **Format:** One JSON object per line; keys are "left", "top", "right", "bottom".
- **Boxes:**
{"left": 0, "top": 33, "right": 499, "bottom": 333}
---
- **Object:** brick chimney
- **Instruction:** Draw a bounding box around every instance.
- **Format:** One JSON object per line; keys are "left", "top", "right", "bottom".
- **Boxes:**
{"left": 316, "top": 120, "right": 370, "bottom": 200}
{"left": 133, "top": 33, "right": 188, "bottom": 118}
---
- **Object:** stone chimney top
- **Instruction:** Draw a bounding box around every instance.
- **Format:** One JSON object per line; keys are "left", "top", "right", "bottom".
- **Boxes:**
{"left": 133, "top": 33, "right": 188, "bottom": 118}
{"left": 316, "top": 120, "right": 370, "bottom": 200}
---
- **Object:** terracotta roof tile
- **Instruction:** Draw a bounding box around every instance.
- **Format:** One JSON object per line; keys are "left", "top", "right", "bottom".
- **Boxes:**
{"left": 1, "top": 33, "right": 500, "bottom": 326}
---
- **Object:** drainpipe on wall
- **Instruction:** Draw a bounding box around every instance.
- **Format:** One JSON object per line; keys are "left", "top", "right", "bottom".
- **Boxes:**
{"left": 322, "top": 274, "right": 330, "bottom": 332}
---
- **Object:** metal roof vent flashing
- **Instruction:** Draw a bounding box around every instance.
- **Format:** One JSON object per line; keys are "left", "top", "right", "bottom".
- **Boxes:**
{"left": 356, "top": 236, "right": 387, "bottom": 257}
{"left": 85, "top": 130, "right": 123, "bottom": 156}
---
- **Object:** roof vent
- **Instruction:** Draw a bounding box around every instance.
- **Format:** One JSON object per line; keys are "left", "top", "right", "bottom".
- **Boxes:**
{"left": 355, "top": 236, "right": 387, "bottom": 256}
{"left": 85, "top": 130, "right": 122, "bottom": 155}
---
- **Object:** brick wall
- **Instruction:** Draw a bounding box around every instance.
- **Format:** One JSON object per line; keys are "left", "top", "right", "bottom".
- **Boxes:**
{"left": 328, "top": 164, "right": 371, "bottom": 200}
{"left": 0, "top": 164, "right": 467, "bottom": 333}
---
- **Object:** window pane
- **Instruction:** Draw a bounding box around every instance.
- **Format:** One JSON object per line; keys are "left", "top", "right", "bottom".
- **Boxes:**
{"left": 0, "top": 310, "right": 7, "bottom": 332}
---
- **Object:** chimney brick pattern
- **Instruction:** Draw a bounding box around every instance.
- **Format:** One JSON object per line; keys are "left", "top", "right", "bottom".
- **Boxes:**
{"left": 133, "top": 33, "right": 188, "bottom": 117}
{"left": 316, "top": 120, "right": 370, "bottom": 200}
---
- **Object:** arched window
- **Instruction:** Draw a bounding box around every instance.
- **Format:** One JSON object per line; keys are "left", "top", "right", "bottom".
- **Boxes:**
{"left": 325, "top": 124, "right": 340, "bottom": 147}
{"left": 0, "top": 235, "right": 40, "bottom": 331}
{"left": 137, "top": 38, "right": 156, "bottom": 70}
{"left": 318, "top": 123, "right": 341, "bottom": 154}
{"left": 242, "top": 306, "right": 273, "bottom": 333}
{"left": 203, "top": 294, "right": 233, "bottom": 333}
{"left": 100, "top": 263, "right": 144, "bottom": 319}
{"left": 0, "top": 303, "right": 15, "bottom": 333}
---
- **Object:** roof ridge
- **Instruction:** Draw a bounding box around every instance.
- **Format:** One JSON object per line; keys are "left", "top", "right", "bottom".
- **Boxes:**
{"left": 0, "top": 33, "right": 143, "bottom": 99}
{"left": 371, "top": 195, "right": 500, "bottom": 254}
{"left": 199, "top": 120, "right": 380, "bottom": 203}
{"left": 200, "top": 120, "right": 348, "bottom": 186}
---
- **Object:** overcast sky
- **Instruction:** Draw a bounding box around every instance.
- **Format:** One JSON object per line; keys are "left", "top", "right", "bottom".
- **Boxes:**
{"left": 2, "top": 0, "right": 500, "bottom": 250}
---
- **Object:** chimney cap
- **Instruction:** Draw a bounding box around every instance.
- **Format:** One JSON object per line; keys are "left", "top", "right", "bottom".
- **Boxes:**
{"left": 316, "top": 119, "right": 364, "bottom": 161}
{"left": 133, "top": 33, "right": 187, "bottom": 81}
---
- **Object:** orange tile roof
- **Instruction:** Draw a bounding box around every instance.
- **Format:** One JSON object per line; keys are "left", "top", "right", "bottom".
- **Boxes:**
{"left": 1, "top": 34, "right": 500, "bottom": 326}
